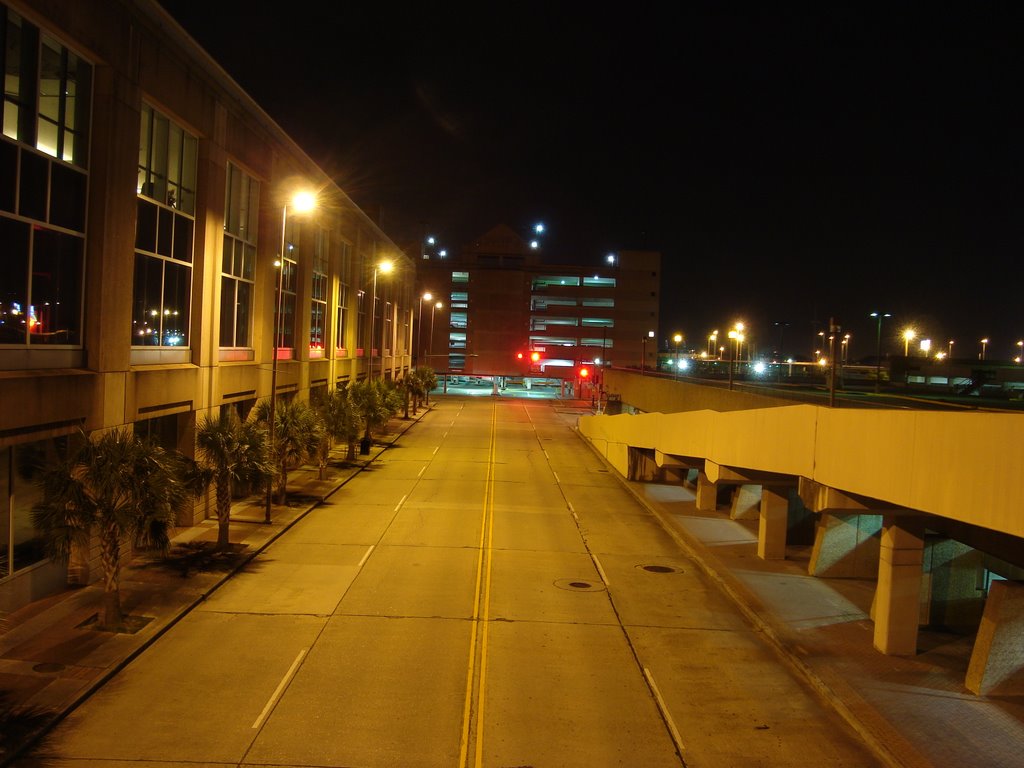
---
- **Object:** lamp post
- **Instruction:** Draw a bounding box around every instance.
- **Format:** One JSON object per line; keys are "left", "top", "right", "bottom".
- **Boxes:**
{"left": 1017, "top": 340, "right": 1023, "bottom": 363}
{"left": 267, "top": 190, "right": 316, "bottom": 523}
{"left": 980, "top": 337, "right": 989, "bottom": 361}
{"left": 368, "top": 260, "right": 394, "bottom": 381}
{"left": 673, "top": 333, "right": 683, "bottom": 378}
{"left": 727, "top": 322, "right": 744, "bottom": 389}
{"left": 640, "top": 330, "right": 653, "bottom": 374}
{"left": 429, "top": 300, "right": 443, "bottom": 361}
{"left": 902, "top": 328, "right": 916, "bottom": 357}
{"left": 416, "top": 291, "right": 432, "bottom": 366}
{"left": 870, "top": 312, "right": 891, "bottom": 394}
{"left": 708, "top": 330, "right": 718, "bottom": 359}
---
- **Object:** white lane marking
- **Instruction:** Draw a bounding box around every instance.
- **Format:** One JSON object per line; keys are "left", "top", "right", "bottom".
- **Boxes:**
{"left": 253, "top": 649, "right": 308, "bottom": 729}
{"left": 567, "top": 502, "right": 575, "bottom": 514}
{"left": 592, "top": 554, "right": 609, "bottom": 586}
{"left": 552, "top": 471, "right": 560, "bottom": 484}
{"left": 644, "top": 667, "right": 686, "bottom": 757}
{"left": 418, "top": 465, "right": 426, "bottom": 478}
{"left": 433, "top": 446, "right": 440, "bottom": 455}
{"left": 357, "top": 545, "right": 374, "bottom": 569}
{"left": 394, "top": 494, "right": 407, "bottom": 513}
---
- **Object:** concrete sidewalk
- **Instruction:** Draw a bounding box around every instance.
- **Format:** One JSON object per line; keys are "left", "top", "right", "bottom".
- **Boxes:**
{"left": 0, "top": 410, "right": 425, "bottom": 766}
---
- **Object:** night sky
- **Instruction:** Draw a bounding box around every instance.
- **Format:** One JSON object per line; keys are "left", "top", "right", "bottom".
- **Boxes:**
{"left": 158, "top": 3, "right": 1022, "bottom": 362}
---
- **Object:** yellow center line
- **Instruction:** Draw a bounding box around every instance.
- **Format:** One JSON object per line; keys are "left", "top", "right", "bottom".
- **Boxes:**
{"left": 459, "top": 401, "right": 498, "bottom": 767}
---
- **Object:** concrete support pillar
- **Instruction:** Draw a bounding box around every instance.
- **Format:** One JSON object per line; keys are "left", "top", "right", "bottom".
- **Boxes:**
{"left": 809, "top": 513, "right": 882, "bottom": 578}
{"left": 729, "top": 484, "right": 761, "bottom": 520}
{"left": 925, "top": 538, "right": 985, "bottom": 633}
{"left": 873, "top": 515, "right": 926, "bottom": 656}
{"left": 966, "top": 580, "right": 1024, "bottom": 695}
{"left": 758, "top": 487, "right": 788, "bottom": 560}
{"left": 695, "top": 471, "right": 717, "bottom": 512}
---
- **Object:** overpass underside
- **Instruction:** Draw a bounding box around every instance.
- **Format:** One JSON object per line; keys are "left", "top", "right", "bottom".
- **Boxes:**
{"left": 578, "top": 404, "right": 1024, "bottom": 695}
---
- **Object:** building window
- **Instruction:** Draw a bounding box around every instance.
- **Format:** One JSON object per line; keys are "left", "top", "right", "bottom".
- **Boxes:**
{"left": 133, "top": 105, "right": 196, "bottom": 347}
{"left": 582, "top": 276, "right": 616, "bottom": 287}
{"left": 3, "top": 10, "right": 91, "bottom": 167}
{"left": 533, "top": 275, "right": 580, "bottom": 289}
{"left": 0, "top": 10, "right": 90, "bottom": 348}
{"left": 450, "top": 291, "right": 468, "bottom": 309}
{"left": 336, "top": 282, "right": 348, "bottom": 352}
{"left": 220, "top": 162, "right": 258, "bottom": 347}
{"left": 383, "top": 300, "right": 392, "bottom": 352}
{"left": 0, "top": 435, "right": 74, "bottom": 579}
{"left": 452, "top": 271, "right": 469, "bottom": 284}
{"left": 274, "top": 217, "right": 299, "bottom": 350}
{"left": 310, "top": 227, "right": 327, "bottom": 351}
{"left": 356, "top": 289, "right": 366, "bottom": 352}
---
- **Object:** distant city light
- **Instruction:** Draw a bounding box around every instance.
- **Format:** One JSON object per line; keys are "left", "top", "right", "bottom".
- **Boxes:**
{"left": 606, "top": 253, "right": 616, "bottom": 264}
{"left": 753, "top": 361, "right": 766, "bottom": 374}
{"left": 534, "top": 223, "right": 545, "bottom": 234}
{"left": 530, "top": 240, "right": 540, "bottom": 249}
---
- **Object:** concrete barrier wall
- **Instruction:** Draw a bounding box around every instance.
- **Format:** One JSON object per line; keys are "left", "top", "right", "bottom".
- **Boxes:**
{"left": 579, "top": 406, "right": 1024, "bottom": 539}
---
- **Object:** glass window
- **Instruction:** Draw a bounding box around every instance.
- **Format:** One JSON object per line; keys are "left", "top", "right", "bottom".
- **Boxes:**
{"left": 36, "top": 34, "right": 90, "bottom": 165}
{"left": 450, "top": 291, "right": 468, "bottom": 309}
{"left": 1, "top": 435, "right": 74, "bottom": 578}
{"left": 532, "top": 275, "right": 580, "bottom": 289}
{"left": 452, "top": 271, "right": 469, "bottom": 284}
{"left": 356, "top": 289, "right": 366, "bottom": 352}
{"left": 220, "top": 163, "right": 259, "bottom": 347}
{"left": 582, "top": 276, "right": 616, "bottom": 287}
{"left": 336, "top": 282, "right": 348, "bottom": 351}
{"left": 310, "top": 226, "right": 327, "bottom": 350}
{"left": 273, "top": 217, "right": 299, "bottom": 349}
{"left": 133, "top": 105, "right": 196, "bottom": 348}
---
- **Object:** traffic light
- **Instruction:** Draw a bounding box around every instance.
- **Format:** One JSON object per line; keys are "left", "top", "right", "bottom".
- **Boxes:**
{"left": 578, "top": 366, "right": 590, "bottom": 379}
{"left": 530, "top": 351, "right": 540, "bottom": 363}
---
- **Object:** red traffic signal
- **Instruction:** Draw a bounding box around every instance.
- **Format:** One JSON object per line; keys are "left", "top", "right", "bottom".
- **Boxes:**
{"left": 516, "top": 351, "right": 524, "bottom": 360}
{"left": 530, "top": 351, "right": 540, "bottom": 362}
{"left": 578, "top": 366, "right": 590, "bottom": 379}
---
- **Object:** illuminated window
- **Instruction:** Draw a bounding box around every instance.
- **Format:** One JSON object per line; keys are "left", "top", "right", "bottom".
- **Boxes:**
{"left": 3, "top": 11, "right": 91, "bottom": 167}
{"left": 452, "top": 271, "right": 469, "bottom": 284}
{"left": 220, "top": 162, "right": 258, "bottom": 347}
{"left": 310, "top": 227, "right": 328, "bottom": 351}
{"left": 532, "top": 275, "right": 580, "bottom": 289}
{"left": 582, "top": 276, "right": 616, "bottom": 287}
{"left": 133, "top": 105, "right": 197, "bottom": 348}
{"left": 0, "top": 10, "right": 89, "bottom": 348}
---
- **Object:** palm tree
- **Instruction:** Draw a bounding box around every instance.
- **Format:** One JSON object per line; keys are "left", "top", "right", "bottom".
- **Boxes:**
{"left": 195, "top": 410, "right": 273, "bottom": 550}
{"left": 350, "top": 378, "right": 405, "bottom": 452}
{"left": 31, "top": 428, "right": 192, "bottom": 630}
{"left": 415, "top": 366, "right": 438, "bottom": 407}
{"left": 254, "top": 398, "right": 323, "bottom": 504}
{"left": 316, "top": 386, "right": 362, "bottom": 463}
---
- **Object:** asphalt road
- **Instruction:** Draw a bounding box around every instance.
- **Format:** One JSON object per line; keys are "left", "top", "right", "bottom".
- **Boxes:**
{"left": 34, "top": 397, "right": 881, "bottom": 767}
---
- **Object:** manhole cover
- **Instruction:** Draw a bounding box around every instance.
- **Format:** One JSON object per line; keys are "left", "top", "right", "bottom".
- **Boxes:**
{"left": 33, "top": 662, "right": 65, "bottom": 673}
{"left": 638, "top": 564, "right": 680, "bottom": 574}
{"left": 554, "top": 578, "right": 605, "bottom": 592}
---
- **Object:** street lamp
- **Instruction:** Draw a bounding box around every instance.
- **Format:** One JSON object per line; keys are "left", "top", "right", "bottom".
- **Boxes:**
{"left": 948, "top": 339, "right": 954, "bottom": 358}
{"left": 267, "top": 189, "right": 316, "bottom": 523}
{"left": 368, "top": 260, "right": 394, "bottom": 381}
{"left": 1017, "top": 340, "right": 1023, "bottom": 363}
{"left": 727, "top": 323, "right": 744, "bottom": 389}
{"left": 640, "top": 330, "right": 654, "bottom": 374}
{"left": 673, "top": 333, "right": 683, "bottom": 378}
{"left": 416, "top": 292, "right": 433, "bottom": 366}
{"left": 980, "top": 337, "right": 989, "bottom": 361}
{"left": 708, "top": 330, "right": 718, "bottom": 358}
{"left": 902, "top": 328, "right": 916, "bottom": 357}
{"left": 429, "top": 300, "right": 443, "bottom": 361}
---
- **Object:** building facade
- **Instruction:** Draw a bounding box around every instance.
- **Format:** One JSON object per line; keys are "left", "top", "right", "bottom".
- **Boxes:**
{"left": 417, "top": 225, "right": 661, "bottom": 380}
{"left": 0, "top": 0, "right": 416, "bottom": 612}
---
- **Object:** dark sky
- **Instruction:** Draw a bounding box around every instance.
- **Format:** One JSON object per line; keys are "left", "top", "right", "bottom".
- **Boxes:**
{"left": 158, "top": 2, "right": 1022, "bottom": 361}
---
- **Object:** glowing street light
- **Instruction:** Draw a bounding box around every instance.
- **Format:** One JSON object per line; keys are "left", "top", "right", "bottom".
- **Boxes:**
{"left": 1017, "top": 340, "right": 1023, "bottom": 364}
{"left": 948, "top": 339, "right": 954, "bottom": 358}
{"left": 673, "top": 333, "right": 683, "bottom": 379}
{"left": 708, "top": 330, "right": 718, "bottom": 358}
{"left": 267, "top": 189, "right": 317, "bottom": 523}
{"left": 902, "top": 328, "right": 916, "bottom": 357}
{"left": 980, "top": 337, "right": 989, "bottom": 361}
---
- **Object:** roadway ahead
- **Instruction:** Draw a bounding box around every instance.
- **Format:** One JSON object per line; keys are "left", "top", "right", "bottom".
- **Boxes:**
{"left": 35, "top": 396, "right": 880, "bottom": 767}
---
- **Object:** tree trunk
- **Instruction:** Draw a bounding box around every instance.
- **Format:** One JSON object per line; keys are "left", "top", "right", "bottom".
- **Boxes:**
{"left": 276, "top": 459, "right": 288, "bottom": 504}
{"left": 99, "top": 523, "right": 123, "bottom": 630}
{"left": 346, "top": 439, "right": 356, "bottom": 461}
{"left": 216, "top": 472, "right": 232, "bottom": 550}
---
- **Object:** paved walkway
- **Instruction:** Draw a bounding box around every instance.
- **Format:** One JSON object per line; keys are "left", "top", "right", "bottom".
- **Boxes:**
{"left": 2, "top": 398, "right": 1022, "bottom": 767}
